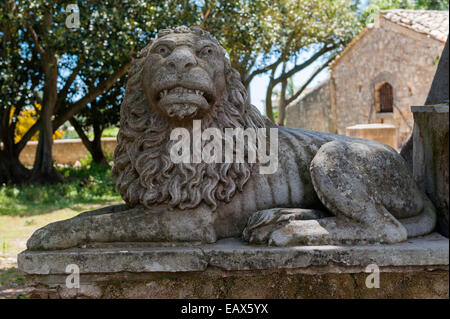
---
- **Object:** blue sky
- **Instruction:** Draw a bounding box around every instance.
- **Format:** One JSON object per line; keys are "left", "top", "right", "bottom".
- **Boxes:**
{"left": 249, "top": 55, "right": 331, "bottom": 114}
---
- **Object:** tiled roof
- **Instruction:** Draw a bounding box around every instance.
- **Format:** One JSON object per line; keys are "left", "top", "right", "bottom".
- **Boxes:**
{"left": 381, "top": 9, "right": 449, "bottom": 42}
{"left": 330, "top": 9, "right": 449, "bottom": 69}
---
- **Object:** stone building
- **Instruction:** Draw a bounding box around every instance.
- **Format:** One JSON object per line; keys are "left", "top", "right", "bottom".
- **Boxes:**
{"left": 285, "top": 80, "right": 335, "bottom": 133}
{"left": 286, "top": 9, "right": 449, "bottom": 148}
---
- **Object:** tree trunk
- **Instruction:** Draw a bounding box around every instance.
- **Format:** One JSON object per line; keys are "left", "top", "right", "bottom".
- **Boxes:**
{"left": 90, "top": 122, "right": 108, "bottom": 166}
{"left": 30, "top": 56, "right": 63, "bottom": 184}
{"left": 265, "top": 81, "right": 275, "bottom": 122}
{"left": 90, "top": 137, "right": 109, "bottom": 166}
{"left": 0, "top": 149, "right": 30, "bottom": 184}
{"left": 276, "top": 78, "right": 288, "bottom": 126}
{"left": 0, "top": 113, "right": 31, "bottom": 184}
{"left": 70, "top": 118, "right": 109, "bottom": 166}
{"left": 30, "top": 115, "right": 63, "bottom": 184}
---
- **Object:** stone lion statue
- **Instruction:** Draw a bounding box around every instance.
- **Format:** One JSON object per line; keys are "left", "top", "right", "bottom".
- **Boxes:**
{"left": 27, "top": 26, "right": 436, "bottom": 250}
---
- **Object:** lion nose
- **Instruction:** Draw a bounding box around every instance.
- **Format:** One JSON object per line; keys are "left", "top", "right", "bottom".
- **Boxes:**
{"left": 166, "top": 47, "right": 197, "bottom": 72}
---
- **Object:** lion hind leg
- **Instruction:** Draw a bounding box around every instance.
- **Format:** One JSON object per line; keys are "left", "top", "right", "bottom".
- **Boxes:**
{"left": 304, "top": 141, "right": 410, "bottom": 245}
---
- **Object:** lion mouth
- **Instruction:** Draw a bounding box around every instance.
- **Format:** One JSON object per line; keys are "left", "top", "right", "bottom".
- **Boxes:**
{"left": 159, "top": 87, "right": 205, "bottom": 99}
{"left": 157, "top": 86, "right": 213, "bottom": 105}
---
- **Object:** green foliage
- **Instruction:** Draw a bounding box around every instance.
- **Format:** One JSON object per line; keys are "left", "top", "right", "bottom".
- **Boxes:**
{"left": 61, "top": 126, "right": 118, "bottom": 139}
{"left": 102, "top": 127, "right": 119, "bottom": 138}
{"left": 0, "top": 164, "right": 120, "bottom": 216}
{"left": 413, "top": 0, "right": 449, "bottom": 9}
{"left": 362, "top": 0, "right": 449, "bottom": 24}
{"left": 0, "top": 268, "right": 29, "bottom": 299}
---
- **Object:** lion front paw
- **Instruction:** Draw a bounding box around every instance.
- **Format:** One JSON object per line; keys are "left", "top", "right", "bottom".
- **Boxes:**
{"left": 26, "top": 220, "right": 82, "bottom": 251}
{"left": 242, "top": 208, "right": 328, "bottom": 245}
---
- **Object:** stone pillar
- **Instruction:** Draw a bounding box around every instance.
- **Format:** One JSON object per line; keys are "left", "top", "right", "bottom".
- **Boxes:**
{"left": 401, "top": 35, "right": 449, "bottom": 169}
{"left": 412, "top": 104, "right": 449, "bottom": 237}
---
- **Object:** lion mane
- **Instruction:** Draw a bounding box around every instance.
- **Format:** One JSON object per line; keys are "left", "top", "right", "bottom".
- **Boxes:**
{"left": 112, "top": 26, "right": 270, "bottom": 211}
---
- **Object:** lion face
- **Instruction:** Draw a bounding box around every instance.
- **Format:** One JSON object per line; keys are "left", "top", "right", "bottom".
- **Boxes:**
{"left": 142, "top": 32, "right": 227, "bottom": 121}
{"left": 114, "top": 26, "right": 269, "bottom": 210}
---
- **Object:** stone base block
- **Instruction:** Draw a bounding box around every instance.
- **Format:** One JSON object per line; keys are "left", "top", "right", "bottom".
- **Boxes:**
{"left": 18, "top": 233, "right": 449, "bottom": 299}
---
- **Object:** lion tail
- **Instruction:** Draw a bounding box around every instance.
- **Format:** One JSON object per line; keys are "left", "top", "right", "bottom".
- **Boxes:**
{"left": 400, "top": 194, "right": 437, "bottom": 238}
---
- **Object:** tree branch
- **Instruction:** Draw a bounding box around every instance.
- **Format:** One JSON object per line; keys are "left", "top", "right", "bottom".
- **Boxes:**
{"left": 244, "top": 32, "right": 298, "bottom": 86}
{"left": 285, "top": 55, "right": 336, "bottom": 106}
{"left": 272, "top": 44, "right": 335, "bottom": 86}
{"left": 70, "top": 117, "right": 92, "bottom": 149}
{"left": 55, "top": 64, "right": 82, "bottom": 112}
{"left": 16, "top": 119, "right": 40, "bottom": 153}
{"left": 244, "top": 58, "right": 282, "bottom": 87}
{"left": 53, "top": 59, "right": 131, "bottom": 129}
{"left": 265, "top": 69, "right": 276, "bottom": 122}
{"left": 276, "top": 77, "right": 288, "bottom": 126}
{"left": 24, "top": 20, "right": 46, "bottom": 57}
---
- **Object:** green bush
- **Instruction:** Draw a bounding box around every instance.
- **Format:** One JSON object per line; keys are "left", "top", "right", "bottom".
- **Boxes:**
{"left": 0, "top": 164, "right": 121, "bottom": 216}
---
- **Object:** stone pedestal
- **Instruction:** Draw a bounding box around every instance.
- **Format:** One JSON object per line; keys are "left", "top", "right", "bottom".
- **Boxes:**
{"left": 18, "top": 234, "right": 449, "bottom": 299}
{"left": 346, "top": 123, "right": 398, "bottom": 149}
{"left": 412, "top": 104, "right": 449, "bottom": 237}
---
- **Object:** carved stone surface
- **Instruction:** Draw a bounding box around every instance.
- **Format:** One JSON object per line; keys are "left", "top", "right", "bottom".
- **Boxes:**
{"left": 25, "top": 26, "right": 439, "bottom": 250}
{"left": 24, "top": 269, "right": 450, "bottom": 299}
{"left": 412, "top": 105, "right": 449, "bottom": 237}
{"left": 19, "top": 234, "right": 449, "bottom": 299}
{"left": 19, "top": 234, "right": 449, "bottom": 275}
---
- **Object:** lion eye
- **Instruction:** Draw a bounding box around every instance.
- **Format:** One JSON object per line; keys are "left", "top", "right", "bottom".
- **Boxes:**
{"left": 199, "top": 46, "right": 214, "bottom": 58}
{"left": 153, "top": 45, "right": 170, "bottom": 57}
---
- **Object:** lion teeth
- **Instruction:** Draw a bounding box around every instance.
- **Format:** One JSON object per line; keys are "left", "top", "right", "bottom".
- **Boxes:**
{"left": 161, "top": 87, "right": 205, "bottom": 97}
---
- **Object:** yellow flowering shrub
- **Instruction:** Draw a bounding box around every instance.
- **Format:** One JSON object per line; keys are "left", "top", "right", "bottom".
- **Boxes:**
{"left": 10, "top": 104, "right": 65, "bottom": 143}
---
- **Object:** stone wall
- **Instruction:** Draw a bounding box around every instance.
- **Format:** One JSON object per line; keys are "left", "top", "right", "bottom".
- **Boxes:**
{"left": 18, "top": 138, "right": 118, "bottom": 166}
{"left": 25, "top": 267, "right": 449, "bottom": 299}
{"left": 346, "top": 123, "right": 398, "bottom": 149}
{"left": 19, "top": 234, "right": 449, "bottom": 299}
{"left": 285, "top": 80, "right": 334, "bottom": 132}
{"left": 331, "top": 18, "right": 445, "bottom": 147}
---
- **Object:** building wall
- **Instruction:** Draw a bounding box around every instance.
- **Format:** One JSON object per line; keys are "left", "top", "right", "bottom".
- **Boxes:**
{"left": 331, "top": 21, "right": 444, "bottom": 147}
{"left": 19, "top": 138, "right": 118, "bottom": 166}
{"left": 285, "top": 80, "right": 334, "bottom": 132}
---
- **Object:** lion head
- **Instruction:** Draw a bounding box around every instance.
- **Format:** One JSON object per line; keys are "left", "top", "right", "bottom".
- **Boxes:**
{"left": 112, "top": 26, "right": 271, "bottom": 211}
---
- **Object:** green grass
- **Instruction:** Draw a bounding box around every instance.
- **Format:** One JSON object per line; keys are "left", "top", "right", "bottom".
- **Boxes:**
{"left": 0, "top": 268, "right": 29, "bottom": 299}
{"left": 0, "top": 268, "right": 26, "bottom": 287}
{"left": 0, "top": 163, "right": 121, "bottom": 216}
{"left": 0, "top": 202, "right": 125, "bottom": 299}
{"left": 101, "top": 127, "right": 119, "bottom": 137}
{"left": 0, "top": 202, "right": 121, "bottom": 262}
{"left": 0, "top": 162, "right": 123, "bottom": 298}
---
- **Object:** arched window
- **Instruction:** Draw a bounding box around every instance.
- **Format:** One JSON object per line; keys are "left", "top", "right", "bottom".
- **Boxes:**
{"left": 375, "top": 82, "right": 393, "bottom": 113}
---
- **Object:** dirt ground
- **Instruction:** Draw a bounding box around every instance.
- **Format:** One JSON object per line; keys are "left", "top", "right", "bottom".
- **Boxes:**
{"left": 0, "top": 201, "right": 121, "bottom": 299}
